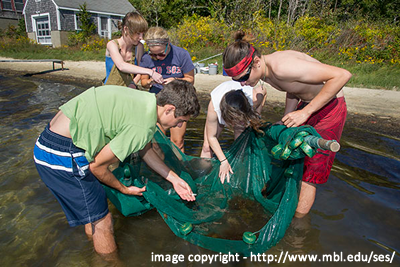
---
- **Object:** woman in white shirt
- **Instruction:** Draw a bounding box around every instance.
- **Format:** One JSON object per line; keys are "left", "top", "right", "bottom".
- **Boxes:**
{"left": 201, "top": 80, "right": 267, "bottom": 183}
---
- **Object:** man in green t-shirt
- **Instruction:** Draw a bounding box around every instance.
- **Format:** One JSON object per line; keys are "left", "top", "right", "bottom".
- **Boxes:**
{"left": 33, "top": 80, "right": 200, "bottom": 256}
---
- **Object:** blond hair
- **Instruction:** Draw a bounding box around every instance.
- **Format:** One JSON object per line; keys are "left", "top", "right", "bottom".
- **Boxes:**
{"left": 144, "top": 27, "right": 169, "bottom": 46}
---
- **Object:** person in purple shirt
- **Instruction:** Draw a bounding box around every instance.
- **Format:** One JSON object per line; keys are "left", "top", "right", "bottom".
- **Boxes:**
{"left": 140, "top": 27, "right": 195, "bottom": 152}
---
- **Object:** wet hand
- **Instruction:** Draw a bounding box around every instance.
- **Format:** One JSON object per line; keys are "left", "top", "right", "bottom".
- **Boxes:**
{"left": 282, "top": 110, "right": 310, "bottom": 127}
{"left": 124, "top": 185, "right": 146, "bottom": 196}
{"left": 172, "top": 178, "right": 196, "bottom": 201}
{"left": 219, "top": 160, "right": 233, "bottom": 184}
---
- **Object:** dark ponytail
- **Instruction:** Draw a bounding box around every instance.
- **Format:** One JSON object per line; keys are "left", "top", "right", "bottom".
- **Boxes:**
{"left": 223, "top": 31, "right": 260, "bottom": 70}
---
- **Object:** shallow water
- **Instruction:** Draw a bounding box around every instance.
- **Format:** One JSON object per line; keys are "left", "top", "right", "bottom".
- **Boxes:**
{"left": 0, "top": 75, "right": 399, "bottom": 266}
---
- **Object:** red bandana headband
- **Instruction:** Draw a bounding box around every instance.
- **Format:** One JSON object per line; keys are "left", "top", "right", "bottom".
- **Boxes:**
{"left": 223, "top": 45, "right": 255, "bottom": 77}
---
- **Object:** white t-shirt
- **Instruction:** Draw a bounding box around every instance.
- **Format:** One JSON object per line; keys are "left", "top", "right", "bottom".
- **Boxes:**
{"left": 210, "top": 81, "right": 254, "bottom": 126}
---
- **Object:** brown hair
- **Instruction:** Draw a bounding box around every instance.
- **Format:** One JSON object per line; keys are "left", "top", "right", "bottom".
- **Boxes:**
{"left": 220, "top": 90, "right": 263, "bottom": 133}
{"left": 222, "top": 31, "right": 261, "bottom": 69}
{"left": 156, "top": 80, "right": 200, "bottom": 118}
{"left": 118, "top": 11, "right": 148, "bottom": 36}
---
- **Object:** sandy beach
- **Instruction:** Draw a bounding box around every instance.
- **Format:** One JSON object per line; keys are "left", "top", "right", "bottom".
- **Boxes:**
{"left": 1, "top": 57, "right": 399, "bottom": 137}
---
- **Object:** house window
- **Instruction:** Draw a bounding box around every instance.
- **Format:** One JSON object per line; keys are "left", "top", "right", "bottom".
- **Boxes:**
{"left": 99, "top": 16, "right": 109, "bottom": 38}
{"left": 35, "top": 16, "right": 51, "bottom": 45}
{"left": 75, "top": 12, "right": 82, "bottom": 30}
{"left": 15, "top": 0, "right": 24, "bottom": 12}
{"left": 2, "top": 0, "right": 13, "bottom": 10}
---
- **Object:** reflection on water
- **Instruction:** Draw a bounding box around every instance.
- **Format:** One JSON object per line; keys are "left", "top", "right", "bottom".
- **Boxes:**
{"left": 0, "top": 74, "right": 399, "bottom": 266}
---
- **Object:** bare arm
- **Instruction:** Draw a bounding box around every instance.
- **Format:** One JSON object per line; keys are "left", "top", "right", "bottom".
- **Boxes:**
{"left": 252, "top": 84, "right": 268, "bottom": 115}
{"left": 133, "top": 43, "right": 145, "bottom": 84}
{"left": 277, "top": 58, "right": 351, "bottom": 127}
{"left": 89, "top": 144, "right": 146, "bottom": 196}
{"left": 136, "top": 42, "right": 144, "bottom": 66}
{"left": 107, "top": 40, "right": 164, "bottom": 84}
{"left": 284, "top": 92, "right": 300, "bottom": 116}
{"left": 205, "top": 101, "right": 233, "bottom": 183}
{"left": 139, "top": 143, "right": 195, "bottom": 201}
{"left": 274, "top": 92, "right": 300, "bottom": 125}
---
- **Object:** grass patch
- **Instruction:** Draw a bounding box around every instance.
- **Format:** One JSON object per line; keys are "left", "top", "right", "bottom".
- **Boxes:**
{"left": 0, "top": 47, "right": 105, "bottom": 61}
{"left": 344, "top": 64, "right": 400, "bottom": 90}
{"left": 1, "top": 36, "right": 398, "bottom": 90}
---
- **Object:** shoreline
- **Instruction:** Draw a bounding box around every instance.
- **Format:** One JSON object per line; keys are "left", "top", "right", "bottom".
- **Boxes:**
{"left": 1, "top": 58, "right": 399, "bottom": 138}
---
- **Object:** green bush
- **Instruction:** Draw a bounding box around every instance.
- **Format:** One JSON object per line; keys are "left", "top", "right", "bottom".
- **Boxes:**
{"left": 1, "top": 13, "right": 399, "bottom": 89}
{"left": 293, "top": 16, "right": 339, "bottom": 51}
{"left": 169, "top": 15, "right": 230, "bottom": 50}
{"left": 169, "top": 14, "right": 400, "bottom": 66}
{"left": 67, "top": 31, "right": 87, "bottom": 46}
{"left": 334, "top": 20, "right": 400, "bottom": 65}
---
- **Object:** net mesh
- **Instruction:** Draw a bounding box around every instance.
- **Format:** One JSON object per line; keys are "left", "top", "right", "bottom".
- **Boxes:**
{"left": 104, "top": 123, "right": 321, "bottom": 256}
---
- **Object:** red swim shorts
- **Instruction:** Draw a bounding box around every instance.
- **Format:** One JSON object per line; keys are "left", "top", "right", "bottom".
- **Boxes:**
{"left": 298, "top": 97, "right": 347, "bottom": 184}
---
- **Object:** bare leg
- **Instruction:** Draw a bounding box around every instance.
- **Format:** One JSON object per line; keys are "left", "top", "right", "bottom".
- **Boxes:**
{"left": 91, "top": 212, "right": 117, "bottom": 255}
{"left": 170, "top": 121, "right": 187, "bottom": 152}
{"left": 295, "top": 181, "right": 316, "bottom": 218}
{"left": 85, "top": 223, "right": 93, "bottom": 238}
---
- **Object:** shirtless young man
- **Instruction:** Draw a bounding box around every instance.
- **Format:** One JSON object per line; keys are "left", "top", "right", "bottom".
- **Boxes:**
{"left": 223, "top": 31, "right": 352, "bottom": 217}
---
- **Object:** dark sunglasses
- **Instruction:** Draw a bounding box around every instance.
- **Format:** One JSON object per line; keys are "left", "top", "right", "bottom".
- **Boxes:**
{"left": 149, "top": 43, "right": 169, "bottom": 59}
{"left": 232, "top": 63, "right": 252, "bottom": 82}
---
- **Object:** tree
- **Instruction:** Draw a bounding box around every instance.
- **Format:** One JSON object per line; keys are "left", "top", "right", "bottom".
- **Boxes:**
{"left": 287, "top": 0, "right": 309, "bottom": 25}
{"left": 127, "top": 0, "right": 399, "bottom": 29}
{"left": 77, "top": 3, "right": 96, "bottom": 38}
{"left": 130, "top": 0, "right": 209, "bottom": 28}
{"left": 16, "top": 18, "right": 27, "bottom": 37}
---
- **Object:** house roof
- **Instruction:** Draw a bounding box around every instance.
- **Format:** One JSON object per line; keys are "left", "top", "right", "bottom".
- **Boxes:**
{"left": 53, "top": 0, "right": 135, "bottom": 16}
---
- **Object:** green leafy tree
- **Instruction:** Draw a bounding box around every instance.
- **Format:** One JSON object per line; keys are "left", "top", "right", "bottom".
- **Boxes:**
{"left": 127, "top": 0, "right": 399, "bottom": 29}
{"left": 129, "top": 0, "right": 209, "bottom": 28}
{"left": 129, "top": 0, "right": 165, "bottom": 26}
{"left": 77, "top": 3, "right": 96, "bottom": 38}
{"left": 16, "top": 18, "right": 27, "bottom": 37}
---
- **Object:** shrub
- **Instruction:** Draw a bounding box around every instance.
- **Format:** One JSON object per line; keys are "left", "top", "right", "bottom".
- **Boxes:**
{"left": 68, "top": 31, "right": 87, "bottom": 46}
{"left": 336, "top": 20, "right": 400, "bottom": 65}
{"left": 293, "top": 16, "right": 339, "bottom": 51}
{"left": 169, "top": 14, "right": 230, "bottom": 50}
{"left": 80, "top": 37, "right": 106, "bottom": 52}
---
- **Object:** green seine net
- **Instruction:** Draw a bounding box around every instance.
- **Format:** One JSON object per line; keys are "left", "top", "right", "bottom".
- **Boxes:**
{"left": 104, "top": 124, "right": 321, "bottom": 256}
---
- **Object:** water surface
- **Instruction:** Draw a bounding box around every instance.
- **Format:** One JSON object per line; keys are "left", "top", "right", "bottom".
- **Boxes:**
{"left": 0, "top": 75, "right": 399, "bottom": 266}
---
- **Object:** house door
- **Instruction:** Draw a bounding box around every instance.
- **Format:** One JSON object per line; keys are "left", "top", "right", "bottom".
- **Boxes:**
{"left": 99, "top": 17, "right": 110, "bottom": 39}
{"left": 35, "top": 16, "right": 51, "bottom": 45}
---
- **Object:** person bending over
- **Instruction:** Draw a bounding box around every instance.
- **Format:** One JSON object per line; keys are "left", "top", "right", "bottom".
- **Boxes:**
{"left": 33, "top": 80, "right": 200, "bottom": 257}
{"left": 222, "top": 31, "right": 351, "bottom": 217}
{"left": 201, "top": 80, "right": 266, "bottom": 183}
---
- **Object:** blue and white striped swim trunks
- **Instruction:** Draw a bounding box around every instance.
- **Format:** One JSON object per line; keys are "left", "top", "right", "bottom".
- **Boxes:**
{"left": 34, "top": 124, "right": 108, "bottom": 227}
